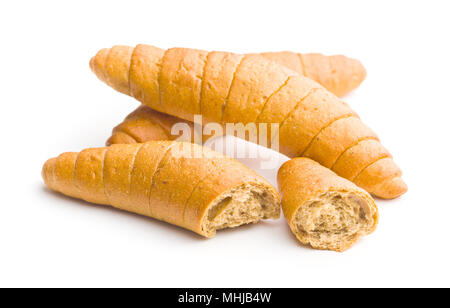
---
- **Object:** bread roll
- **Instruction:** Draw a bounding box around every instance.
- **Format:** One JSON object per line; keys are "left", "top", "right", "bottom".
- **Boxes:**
{"left": 42, "top": 141, "right": 280, "bottom": 237}
{"left": 90, "top": 45, "right": 406, "bottom": 199}
{"left": 278, "top": 157, "right": 378, "bottom": 252}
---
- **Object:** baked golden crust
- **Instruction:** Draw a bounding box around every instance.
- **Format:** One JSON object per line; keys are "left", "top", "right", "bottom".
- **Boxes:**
{"left": 74, "top": 147, "right": 109, "bottom": 205}
{"left": 223, "top": 54, "right": 294, "bottom": 123}
{"left": 299, "top": 53, "right": 367, "bottom": 97}
{"left": 91, "top": 45, "right": 406, "bottom": 199}
{"left": 259, "top": 51, "right": 304, "bottom": 75}
{"left": 159, "top": 48, "right": 209, "bottom": 121}
{"left": 257, "top": 51, "right": 366, "bottom": 96}
{"left": 106, "top": 105, "right": 214, "bottom": 146}
{"left": 277, "top": 158, "right": 378, "bottom": 252}
{"left": 106, "top": 105, "right": 176, "bottom": 145}
{"left": 275, "top": 87, "right": 358, "bottom": 157}
{"left": 42, "top": 141, "right": 280, "bottom": 237}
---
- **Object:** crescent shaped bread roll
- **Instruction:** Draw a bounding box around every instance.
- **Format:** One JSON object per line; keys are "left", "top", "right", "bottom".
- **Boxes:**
{"left": 106, "top": 105, "right": 404, "bottom": 200}
{"left": 277, "top": 157, "right": 378, "bottom": 252}
{"left": 92, "top": 46, "right": 365, "bottom": 98}
{"left": 106, "top": 105, "right": 194, "bottom": 145}
{"left": 42, "top": 141, "right": 280, "bottom": 238}
{"left": 90, "top": 45, "right": 406, "bottom": 199}
{"left": 106, "top": 105, "right": 224, "bottom": 146}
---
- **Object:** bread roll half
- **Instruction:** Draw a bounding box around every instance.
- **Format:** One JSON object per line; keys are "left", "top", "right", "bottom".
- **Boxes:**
{"left": 278, "top": 158, "right": 378, "bottom": 251}
{"left": 42, "top": 141, "right": 280, "bottom": 237}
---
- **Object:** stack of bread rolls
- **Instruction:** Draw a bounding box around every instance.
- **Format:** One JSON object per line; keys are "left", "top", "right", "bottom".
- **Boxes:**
{"left": 42, "top": 44, "right": 406, "bottom": 251}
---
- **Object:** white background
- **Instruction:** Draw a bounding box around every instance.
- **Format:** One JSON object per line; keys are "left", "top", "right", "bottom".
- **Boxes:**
{"left": 0, "top": 0, "right": 449, "bottom": 288}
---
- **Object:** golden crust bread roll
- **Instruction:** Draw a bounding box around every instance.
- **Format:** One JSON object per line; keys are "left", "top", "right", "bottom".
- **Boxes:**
{"left": 106, "top": 105, "right": 186, "bottom": 145}
{"left": 278, "top": 158, "right": 378, "bottom": 252}
{"left": 42, "top": 141, "right": 280, "bottom": 238}
{"left": 106, "top": 104, "right": 405, "bottom": 200}
{"left": 90, "top": 45, "right": 406, "bottom": 199}
{"left": 92, "top": 46, "right": 366, "bottom": 99}
{"left": 106, "top": 105, "right": 219, "bottom": 146}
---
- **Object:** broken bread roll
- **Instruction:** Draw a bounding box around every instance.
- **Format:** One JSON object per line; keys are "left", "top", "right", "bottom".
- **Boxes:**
{"left": 278, "top": 158, "right": 378, "bottom": 252}
{"left": 42, "top": 141, "right": 280, "bottom": 237}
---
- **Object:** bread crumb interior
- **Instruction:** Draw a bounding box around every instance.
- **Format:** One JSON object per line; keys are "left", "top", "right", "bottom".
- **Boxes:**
{"left": 202, "top": 184, "right": 279, "bottom": 236}
{"left": 293, "top": 192, "right": 374, "bottom": 251}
